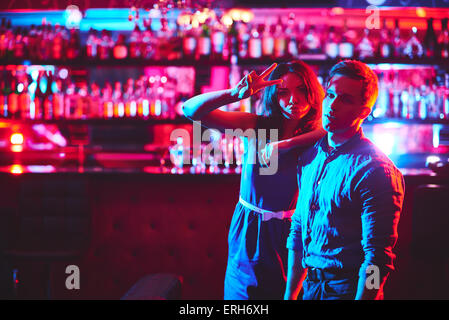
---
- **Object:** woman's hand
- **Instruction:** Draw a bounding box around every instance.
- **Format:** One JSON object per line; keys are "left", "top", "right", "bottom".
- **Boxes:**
{"left": 231, "top": 63, "right": 283, "bottom": 100}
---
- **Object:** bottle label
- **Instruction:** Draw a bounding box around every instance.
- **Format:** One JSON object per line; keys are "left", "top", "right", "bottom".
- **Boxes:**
{"left": 248, "top": 38, "right": 262, "bottom": 58}
{"left": 197, "top": 37, "right": 211, "bottom": 56}
{"left": 262, "top": 37, "right": 274, "bottom": 56}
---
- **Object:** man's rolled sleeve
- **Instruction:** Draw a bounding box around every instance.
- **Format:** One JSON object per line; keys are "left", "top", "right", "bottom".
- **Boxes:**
{"left": 287, "top": 209, "right": 303, "bottom": 251}
{"left": 357, "top": 165, "right": 405, "bottom": 275}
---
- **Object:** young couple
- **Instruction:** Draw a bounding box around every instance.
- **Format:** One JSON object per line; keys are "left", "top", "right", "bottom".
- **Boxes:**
{"left": 182, "top": 59, "right": 405, "bottom": 300}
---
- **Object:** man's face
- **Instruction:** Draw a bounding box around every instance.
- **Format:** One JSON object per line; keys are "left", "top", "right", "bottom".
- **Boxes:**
{"left": 322, "top": 74, "right": 371, "bottom": 134}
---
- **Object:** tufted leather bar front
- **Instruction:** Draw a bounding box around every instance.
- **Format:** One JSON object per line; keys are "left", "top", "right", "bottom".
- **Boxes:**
{"left": 0, "top": 171, "right": 448, "bottom": 299}
{"left": 0, "top": 172, "right": 240, "bottom": 300}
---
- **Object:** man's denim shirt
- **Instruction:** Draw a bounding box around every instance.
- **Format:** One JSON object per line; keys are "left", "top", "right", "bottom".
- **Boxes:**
{"left": 287, "top": 129, "right": 405, "bottom": 277}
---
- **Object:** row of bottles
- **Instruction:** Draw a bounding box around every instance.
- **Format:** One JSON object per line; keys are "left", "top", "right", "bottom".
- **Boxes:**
{"left": 1, "top": 15, "right": 448, "bottom": 62}
{"left": 0, "top": 68, "right": 184, "bottom": 120}
{"left": 374, "top": 70, "right": 449, "bottom": 120}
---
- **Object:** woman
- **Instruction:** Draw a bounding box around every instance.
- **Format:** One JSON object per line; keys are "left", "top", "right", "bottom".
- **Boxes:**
{"left": 182, "top": 61, "right": 325, "bottom": 299}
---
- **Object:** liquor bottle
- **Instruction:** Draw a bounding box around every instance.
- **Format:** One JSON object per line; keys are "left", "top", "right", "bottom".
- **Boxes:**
{"left": 248, "top": 24, "right": 262, "bottom": 59}
{"left": 52, "top": 23, "right": 64, "bottom": 60}
{"left": 423, "top": 18, "right": 438, "bottom": 58}
{"left": 123, "top": 78, "right": 137, "bottom": 118}
{"left": 211, "top": 20, "right": 225, "bottom": 61}
{"left": 392, "top": 19, "right": 404, "bottom": 58}
{"left": 102, "top": 82, "right": 114, "bottom": 119}
{"left": 0, "top": 18, "right": 7, "bottom": 59}
{"left": 339, "top": 19, "right": 354, "bottom": 59}
{"left": 113, "top": 34, "right": 128, "bottom": 59}
{"left": 43, "top": 71, "right": 54, "bottom": 119}
{"left": 64, "top": 81, "right": 78, "bottom": 119}
{"left": 356, "top": 28, "right": 375, "bottom": 59}
{"left": 112, "top": 81, "right": 124, "bottom": 118}
{"left": 273, "top": 17, "right": 286, "bottom": 59}
{"left": 52, "top": 78, "right": 65, "bottom": 119}
{"left": 77, "top": 82, "right": 90, "bottom": 119}
{"left": 261, "top": 22, "right": 274, "bottom": 58}
{"left": 27, "top": 24, "right": 37, "bottom": 60}
{"left": 39, "top": 23, "right": 51, "bottom": 60}
{"left": 0, "top": 70, "right": 6, "bottom": 117}
{"left": 86, "top": 28, "right": 98, "bottom": 59}
{"left": 13, "top": 27, "right": 26, "bottom": 59}
{"left": 439, "top": 18, "right": 449, "bottom": 59}
{"left": 66, "top": 28, "right": 80, "bottom": 60}
{"left": 325, "top": 26, "right": 339, "bottom": 59}
{"left": 141, "top": 24, "right": 154, "bottom": 59}
{"left": 182, "top": 27, "right": 197, "bottom": 60}
{"left": 223, "top": 21, "right": 238, "bottom": 62}
{"left": 404, "top": 26, "right": 424, "bottom": 59}
{"left": 5, "top": 20, "right": 14, "bottom": 60}
{"left": 33, "top": 71, "right": 45, "bottom": 119}
{"left": 129, "top": 24, "right": 141, "bottom": 59}
{"left": 238, "top": 21, "right": 250, "bottom": 59}
{"left": 8, "top": 72, "right": 20, "bottom": 119}
{"left": 286, "top": 14, "right": 298, "bottom": 59}
{"left": 98, "top": 29, "right": 112, "bottom": 60}
{"left": 378, "top": 19, "right": 392, "bottom": 58}
{"left": 302, "top": 25, "right": 321, "bottom": 54}
{"left": 18, "top": 76, "right": 31, "bottom": 119}
{"left": 197, "top": 23, "right": 211, "bottom": 60}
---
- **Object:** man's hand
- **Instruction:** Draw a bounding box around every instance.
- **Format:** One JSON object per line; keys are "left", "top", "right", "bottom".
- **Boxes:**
{"left": 231, "top": 63, "right": 283, "bottom": 100}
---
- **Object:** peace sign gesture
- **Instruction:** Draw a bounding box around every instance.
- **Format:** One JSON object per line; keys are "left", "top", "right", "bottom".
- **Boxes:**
{"left": 231, "top": 63, "right": 283, "bottom": 100}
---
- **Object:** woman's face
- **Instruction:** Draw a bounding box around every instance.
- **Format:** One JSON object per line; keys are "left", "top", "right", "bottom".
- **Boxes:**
{"left": 276, "top": 72, "right": 311, "bottom": 120}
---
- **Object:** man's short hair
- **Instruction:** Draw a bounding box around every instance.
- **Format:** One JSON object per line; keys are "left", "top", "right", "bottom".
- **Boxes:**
{"left": 326, "top": 60, "right": 379, "bottom": 109}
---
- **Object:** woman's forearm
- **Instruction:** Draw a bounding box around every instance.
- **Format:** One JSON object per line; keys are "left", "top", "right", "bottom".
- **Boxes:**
{"left": 182, "top": 88, "right": 240, "bottom": 120}
{"left": 277, "top": 128, "right": 327, "bottom": 152}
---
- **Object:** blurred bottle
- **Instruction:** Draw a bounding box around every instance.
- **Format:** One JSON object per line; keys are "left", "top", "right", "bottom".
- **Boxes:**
{"left": 0, "top": 70, "right": 7, "bottom": 117}
{"left": 141, "top": 23, "right": 154, "bottom": 59}
{"left": 438, "top": 18, "right": 449, "bottom": 59}
{"left": 211, "top": 20, "right": 225, "bottom": 61}
{"left": 86, "top": 28, "right": 98, "bottom": 59}
{"left": 129, "top": 24, "right": 142, "bottom": 59}
{"left": 43, "top": 71, "right": 54, "bottom": 119}
{"left": 378, "top": 19, "right": 392, "bottom": 58}
{"left": 356, "top": 28, "right": 375, "bottom": 59}
{"left": 273, "top": 17, "right": 286, "bottom": 59}
{"left": 38, "top": 23, "right": 51, "bottom": 60}
{"left": 89, "top": 82, "right": 101, "bottom": 118}
{"left": 52, "top": 24, "right": 64, "bottom": 60}
{"left": 0, "top": 18, "right": 7, "bottom": 58}
{"left": 423, "top": 18, "right": 438, "bottom": 58}
{"left": 27, "top": 24, "right": 37, "bottom": 60}
{"left": 325, "top": 26, "right": 339, "bottom": 59}
{"left": 248, "top": 24, "right": 262, "bottom": 59}
{"left": 261, "top": 22, "right": 274, "bottom": 58}
{"left": 223, "top": 21, "right": 238, "bottom": 62}
{"left": 77, "top": 82, "right": 90, "bottom": 119}
{"left": 5, "top": 20, "right": 15, "bottom": 59}
{"left": 102, "top": 81, "right": 114, "bottom": 119}
{"left": 112, "top": 81, "right": 124, "bottom": 118}
{"left": 182, "top": 27, "right": 197, "bottom": 60}
{"left": 64, "top": 80, "right": 78, "bottom": 119}
{"left": 52, "top": 78, "right": 65, "bottom": 119}
{"left": 113, "top": 33, "right": 128, "bottom": 59}
{"left": 18, "top": 75, "right": 31, "bottom": 119}
{"left": 238, "top": 22, "right": 250, "bottom": 59}
{"left": 8, "top": 72, "right": 20, "bottom": 118}
{"left": 286, "top": 14, "right": 298, "bottom": 59}
{"left": 339, "top": 19, "right": 354, "bottom": 59}
{"left": 13, "top": 27, "right": 26, "bottom": 59}
{"left": 197, "top": 23, "right": 211, "bottom": 60}
{"left": 404, "top": 26, "right": 423, "bottom": 59}
{"left": 66, "top": 29, "right": 80, "bottom": 60}
{"left": 123, "top": 78, "right": 137, "bottom": 118}
{"left": 98, "top": 30, "right": 112, "bottom": 60}
{"left": 392, "top": 19, "right": 404, "bottom": 58}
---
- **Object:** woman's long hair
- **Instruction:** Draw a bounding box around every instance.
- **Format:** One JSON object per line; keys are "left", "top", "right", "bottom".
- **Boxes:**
{"left": 258, "top": 60, "right": 324, "bottom": 135}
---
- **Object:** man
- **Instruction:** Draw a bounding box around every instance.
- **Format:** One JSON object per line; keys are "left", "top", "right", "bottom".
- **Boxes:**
{"left": 284, "top": 60, "right": 405, "bottom": 300}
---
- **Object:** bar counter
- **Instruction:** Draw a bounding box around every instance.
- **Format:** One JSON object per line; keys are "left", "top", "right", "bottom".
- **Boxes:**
{"left": 0, "top": 164, "right": 448, "bottom": 300}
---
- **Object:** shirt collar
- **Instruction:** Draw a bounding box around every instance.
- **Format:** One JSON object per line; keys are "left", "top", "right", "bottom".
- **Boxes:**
{"left": 318, "top": 128, "right": 365, "bottom": 156}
